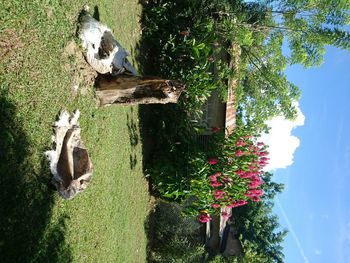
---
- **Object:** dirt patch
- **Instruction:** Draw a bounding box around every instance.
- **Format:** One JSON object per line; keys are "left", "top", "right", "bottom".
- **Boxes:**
{"left": 63, "top": 40, "right": 97, "bottom": 96}
{"left": 0, "top": 29, "right": 24, "bottom": 62}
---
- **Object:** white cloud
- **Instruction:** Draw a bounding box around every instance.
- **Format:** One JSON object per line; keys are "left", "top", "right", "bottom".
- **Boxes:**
{"left": 258, "top": 102, "right": 305, "bottom": 171}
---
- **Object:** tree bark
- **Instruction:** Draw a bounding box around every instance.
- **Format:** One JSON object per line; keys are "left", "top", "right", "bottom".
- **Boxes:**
{"left": 96, "top": 75, "right": 185, "bottom": 106}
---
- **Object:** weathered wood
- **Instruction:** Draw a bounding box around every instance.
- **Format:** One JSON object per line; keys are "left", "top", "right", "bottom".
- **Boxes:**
{"left": 96, "top": 75, "right": 185, "bottom": 106}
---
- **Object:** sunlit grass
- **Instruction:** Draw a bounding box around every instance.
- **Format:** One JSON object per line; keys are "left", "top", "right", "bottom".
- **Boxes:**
{"left": 0, "top": 1, "right": 148, "bottom": 262}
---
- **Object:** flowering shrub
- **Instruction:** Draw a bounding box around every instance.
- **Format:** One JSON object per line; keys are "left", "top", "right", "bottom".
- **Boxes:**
{"left": 138, "top": 0, "right": 271, "bottom": 222}
{"left": 183, "top": 130, "right": 269, "bottom": 221}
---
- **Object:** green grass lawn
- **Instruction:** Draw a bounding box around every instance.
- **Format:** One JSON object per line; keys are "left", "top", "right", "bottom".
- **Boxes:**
{"left": 0, "top": 1, "right": 149, "bottom": 262}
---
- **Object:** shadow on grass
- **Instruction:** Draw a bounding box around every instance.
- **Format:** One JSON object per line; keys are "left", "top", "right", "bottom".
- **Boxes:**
{"left": 126, "top": 107, "right": 139, "bottom": 169}
{"left": 0, "top": 91, "right": 72, "bottom": 262}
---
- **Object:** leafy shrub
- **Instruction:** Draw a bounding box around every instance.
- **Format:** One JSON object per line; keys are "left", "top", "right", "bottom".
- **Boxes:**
{"left": 146, "top": 201, "right": 205, "bottom": 263}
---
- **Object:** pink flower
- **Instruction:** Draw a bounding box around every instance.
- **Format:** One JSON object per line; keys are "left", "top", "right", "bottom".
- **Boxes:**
{"left": 248, "top": 164, "right": 257, "bottom": 170}
{"left": 211, "top": 126, "right": 221, "bottom": 133}
{"left": 214, "top": 190, "right": 225, "bottom": 196}
{"left": 215, "top": 195, "right": 224, "bottom": 200}
{"left": 250, "top": 175, "right": 260, "bottom": 181}
{"left": 251, "top": 196, "right": 261, "bottom": 202}
{"left": 211, "top": 181, "right": 222, "bottom": 187}
{"left": 260, "top": 157, "right": 270, "bottom": 162}
{"left": 212, "top": 204, "right": 220, "bottom": 209}
{"left": 208, "top": 157, "right": 218, "bottom": 165}
{"left": 259, "top": 151, "right": 269, "bottom": 157}
{"left": 209, "top": 175, "right": 218, "bottom": 182}
{"left": 198, "top": 213, "right": 211, "bottom": 223}
{"left": 245, "top": 189, "right": 263, "bottom": 198}
{"left": 235, "top": 170, "right": 245, "bottom": 176}
{"left": 213, "top": 189, "right": 225, "bottom": 200}
{"left": 209, "top": 172, "right": 221, "bottom": 182}
{"left": 227, "top": 200, "right": 247, "bottom": 208}
{"left": 257, "top": 142, "right": 265, "bottom": 147}
{"left": 235, "top": 140, "right": 246, "bottom": 147}
{"left": 235, "top": 150, "right": 245, "bottom": 157}
{"left": 249, "top": 178, "right": 263, "bottom": 189}
{"left": 239, "top": 171, "right": 254, "bottom": 179}
{"left": 259, "top": 161, "right": 268, "bottom": 167}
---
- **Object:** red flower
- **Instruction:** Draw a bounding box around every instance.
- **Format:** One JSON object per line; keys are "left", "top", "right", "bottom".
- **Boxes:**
{"left": 257, "top": 142, "right": 265, "bottom": 147}
{"left": 208, "top": 157, "right": 218, "bottom": 165}
{"left": 198, "top": 213, "right": 211, "bottom": 223}
{"left": 211, "top": 126, "right": 221, "bottom": 133}
{"left": 212, "top": 204, "right": 220, "bottom": 209}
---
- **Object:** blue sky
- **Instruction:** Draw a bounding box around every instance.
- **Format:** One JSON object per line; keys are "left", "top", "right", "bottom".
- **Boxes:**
{"left": 273, "top": 46, "right": 350, "bottom": 263}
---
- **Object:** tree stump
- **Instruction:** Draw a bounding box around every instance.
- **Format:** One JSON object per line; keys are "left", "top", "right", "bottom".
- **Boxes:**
{"left": 95, "top": 75, "right": 185, "bottom": 106}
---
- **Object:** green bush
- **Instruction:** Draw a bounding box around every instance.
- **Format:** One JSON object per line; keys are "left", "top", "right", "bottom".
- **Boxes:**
{"left": 146, "top": 201, "right": 205, "bottom": 263}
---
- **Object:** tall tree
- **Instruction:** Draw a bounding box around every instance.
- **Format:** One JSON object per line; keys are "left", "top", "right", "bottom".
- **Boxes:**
{"left": 215, "top": 0, "right": 350, "bottom": 131}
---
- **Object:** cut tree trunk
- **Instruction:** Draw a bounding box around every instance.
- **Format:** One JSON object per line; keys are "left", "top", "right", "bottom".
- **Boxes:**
{"left": 96, "top": 75, "right": 185, "bottom": 106}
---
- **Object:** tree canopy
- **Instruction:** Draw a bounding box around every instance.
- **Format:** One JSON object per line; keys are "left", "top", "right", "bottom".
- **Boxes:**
{"left": 215, "top": 0, "right": 350, "bottom": 131}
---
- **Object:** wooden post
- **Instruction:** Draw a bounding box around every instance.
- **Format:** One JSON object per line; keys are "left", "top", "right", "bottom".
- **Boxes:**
{"left": 96, "top": 75, "right": 185, "bottom": 106}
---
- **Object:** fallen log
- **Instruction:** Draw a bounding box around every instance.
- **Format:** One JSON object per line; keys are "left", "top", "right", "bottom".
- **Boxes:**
{"left": 96, "top": 75, "right": 185, "bottom": 106}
